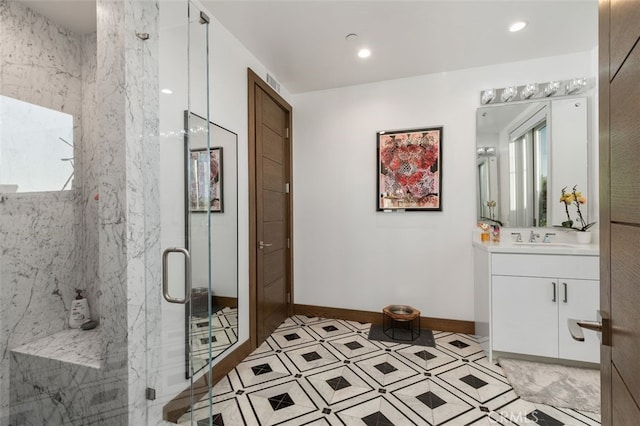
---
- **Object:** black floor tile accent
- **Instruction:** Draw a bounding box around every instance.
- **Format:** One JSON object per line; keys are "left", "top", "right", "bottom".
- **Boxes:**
{"left": 326, "top": 376, "right": 351, "bottom": 391}
{"left": 449, "top": 339, "right": 470, "bottom": 349}
{"left": 345, "top": 341, "right": 363, "bottom": 350}
{"left": 416, "top": 391, "right": 446, "bottom": 409}
{"left": 374, "top": 361, "right": 398, "bottom": 374}
{"left": 251, "top": 363, "right": 273, "bottom": 376}
{"left": 362, "top": 411, "right": 394, "bottom": 426}
{"left": 284, "top": 333, "right": 300, "bottom": 341}
{"left": 414, "top": 350, "right": 436, "bottom": 361}
{"left": 268, "top": 393, "right": 295, "bottom": 411}
{"left": 302, "top": 351, "right": 321, "bottom": 362}
{"left": 460, "top": 374, "right": 489, "bottom": 389}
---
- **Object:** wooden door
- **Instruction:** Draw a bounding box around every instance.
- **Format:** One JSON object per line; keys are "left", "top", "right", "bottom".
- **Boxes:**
{"left": 248, "top": 69, "right": 293, "bottom": 348}
{"left": 599, "top": 0, "right": 640, "bottom": 423}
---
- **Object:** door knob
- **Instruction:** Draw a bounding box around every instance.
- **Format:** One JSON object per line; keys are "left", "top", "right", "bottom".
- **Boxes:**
{"left": 568, "top": 319, "right": 601, "bottom": 341}
{"left": 259, "top": 241, "right": 273, "bottom": 249}
{"left": 567, "top": 310, "right": 610, "bottom": 346}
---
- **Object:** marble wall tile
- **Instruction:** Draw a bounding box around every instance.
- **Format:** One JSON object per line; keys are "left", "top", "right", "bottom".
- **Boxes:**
{"left": 10, "top": 351, "right": 128, "bottom": 425}
{"left": 0, "top": 192, "right": 79, "bottom": 424}
{"left": 1, "top": 0, "right": 162, "bottom": 423}
{"left": 0, "top": 2, "right": 87, "bottom": 422}
{"left": 0, "top": 1, "right": 82, "bottom": 118}
{"left": 96, "top": 0, "right": 161, "bottom": 423}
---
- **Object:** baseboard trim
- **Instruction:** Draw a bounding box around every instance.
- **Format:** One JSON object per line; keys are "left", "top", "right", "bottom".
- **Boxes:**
{"left": 163, "top": 339, "right": 252, "bottom": 423}
{"left": 293, "top": 303, "right": 475, "bottom": 334}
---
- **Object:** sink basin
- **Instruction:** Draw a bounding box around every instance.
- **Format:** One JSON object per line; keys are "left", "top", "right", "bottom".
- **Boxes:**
{"left": 513, "top": 243, "right": 574, "bottom": 248}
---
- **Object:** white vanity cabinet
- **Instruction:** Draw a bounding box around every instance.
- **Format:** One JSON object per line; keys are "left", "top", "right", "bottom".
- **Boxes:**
{"left": 474, "top": 244, "right": 600, "bottom": 364}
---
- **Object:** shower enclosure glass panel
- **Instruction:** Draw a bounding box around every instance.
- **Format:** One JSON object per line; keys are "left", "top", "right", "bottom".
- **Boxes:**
{"left": 157, "top": 1, "right": 213, "bottom": 423}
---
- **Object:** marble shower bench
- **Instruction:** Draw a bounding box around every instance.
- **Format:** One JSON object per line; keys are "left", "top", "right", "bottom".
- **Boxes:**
{"left": 9, "top": 328, "right": 129, "bottom": 424}
{"left": 11, "top": 328, "right": 103, "bottom": 369}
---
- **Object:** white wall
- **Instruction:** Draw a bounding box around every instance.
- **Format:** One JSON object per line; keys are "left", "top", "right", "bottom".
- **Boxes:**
{"left": 158, "top": 0, "right": 293, "bottom": 400}
{"left": 292, "top": 51, "right": 596, "bottom": 322}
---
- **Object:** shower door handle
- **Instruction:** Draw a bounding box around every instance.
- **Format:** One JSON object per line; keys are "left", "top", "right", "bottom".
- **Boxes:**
{"left": 162, "top": 247, "right": 192, "bottom": 304}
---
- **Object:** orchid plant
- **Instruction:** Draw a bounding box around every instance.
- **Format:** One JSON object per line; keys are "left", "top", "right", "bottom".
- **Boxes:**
{"left": 559, "top": 185, "right": 596, "bottom": 231}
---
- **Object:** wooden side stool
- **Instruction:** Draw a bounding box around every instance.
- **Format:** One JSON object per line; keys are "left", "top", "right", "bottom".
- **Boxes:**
{"left": 382, "top": 305, "right": 421, "bottom": 341}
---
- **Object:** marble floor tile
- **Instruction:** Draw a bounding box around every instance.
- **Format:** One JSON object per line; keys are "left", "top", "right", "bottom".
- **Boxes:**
{"left": 183, "top": 315, "right": 601, "bottom": 426}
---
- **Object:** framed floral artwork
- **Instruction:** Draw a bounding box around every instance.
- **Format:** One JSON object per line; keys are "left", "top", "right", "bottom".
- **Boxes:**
{"left": 377, "top": 126, "right": 443, "bottom": 211}
{"left": 189, "top": 147, "right": 223, "bottom": 212}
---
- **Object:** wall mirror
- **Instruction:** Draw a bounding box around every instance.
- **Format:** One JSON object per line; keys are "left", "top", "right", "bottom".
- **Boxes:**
{"left": 476, "top": 96, "right": 589, "bottom": 228}
{"left": 184, "top": 112, "right": 238, "bottom": 378}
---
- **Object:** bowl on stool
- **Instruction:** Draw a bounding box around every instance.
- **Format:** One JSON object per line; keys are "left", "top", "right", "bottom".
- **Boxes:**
{"left": 382, "top": 305, "right": 421, "bottom": 341}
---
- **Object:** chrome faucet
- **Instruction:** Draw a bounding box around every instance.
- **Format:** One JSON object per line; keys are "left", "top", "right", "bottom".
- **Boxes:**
{"left": 529, "top": 230, "right": 540, "bottom": 243}
{"left": 511, "top": 232, "right": 523, "bottom": 243}
{"left": 543, "top": 232, "right": 556, "bottom": 243}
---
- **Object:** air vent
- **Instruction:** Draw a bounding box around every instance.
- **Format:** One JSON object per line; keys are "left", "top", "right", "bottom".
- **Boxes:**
{"left": 266, "top": 73, "right": 281, "bottom": 93}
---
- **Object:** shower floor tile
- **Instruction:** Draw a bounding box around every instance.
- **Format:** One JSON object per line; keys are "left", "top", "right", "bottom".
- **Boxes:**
{"left": 178, "top": 316, "right": 601, "bottom": 425}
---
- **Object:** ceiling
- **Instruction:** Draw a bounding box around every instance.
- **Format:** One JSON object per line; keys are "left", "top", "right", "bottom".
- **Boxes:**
{"left": 203, "top": 1, "right": 598, "bottom": 93}
{"left": 16, "top": 0, "right": 598, "bottom": 94}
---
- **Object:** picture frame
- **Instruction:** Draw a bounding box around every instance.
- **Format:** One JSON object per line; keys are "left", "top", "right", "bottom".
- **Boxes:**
{"left": 377, "top": 126, "right": 443, "bottom": 211}
{"left": 189, "top": 147, "right": 223, "bottom": 213}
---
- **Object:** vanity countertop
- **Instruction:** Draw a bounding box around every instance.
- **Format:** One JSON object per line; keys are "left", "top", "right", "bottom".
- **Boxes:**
{"left": 472, "top": 239, "right": 599, "bottom": 256}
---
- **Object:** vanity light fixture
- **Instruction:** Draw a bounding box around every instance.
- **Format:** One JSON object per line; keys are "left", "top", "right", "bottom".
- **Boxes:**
{"left": 521, "top": 83, "right": 538, "bottom": 99}
{"left": 481, "top": 89, "right": 496, "bottom": 105}
{"left": 565, "top": 77, "right": 587, "bottom": 95}
{"left": 509, "top": 21, "right": 527, "bottom": 32}
{"left": 501, "top": 86, "right": 517, "bottom": 102}
{"left": 544, "top": 81, "right": 560, "bottom": 97}
{"left": 480, "top": 78, "right": 592, "bottom": 105}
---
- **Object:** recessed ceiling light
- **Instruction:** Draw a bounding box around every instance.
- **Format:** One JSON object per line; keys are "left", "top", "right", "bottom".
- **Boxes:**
{"left": 161, "top": 88, "right": 173, "bottom": 95}
{"left": 358, "top": 48, "right": 371, "bottom": 59}
{"left": 509, "top": 21, "right": 527, "bottom": 32}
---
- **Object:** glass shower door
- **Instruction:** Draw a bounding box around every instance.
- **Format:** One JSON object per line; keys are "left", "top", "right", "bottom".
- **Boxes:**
{"left": 155, "top": 0, "right": 213, "bottom": 423}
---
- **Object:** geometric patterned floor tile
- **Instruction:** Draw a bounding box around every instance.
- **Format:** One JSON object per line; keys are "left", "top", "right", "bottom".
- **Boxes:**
{"left": 392, "top": 378, "right": 473, "bottom": 424}
{"left": 334, "top": 395, "right": 423, "bottom": 425}
{"left": 270, "top": 327, "right": 318, "bottom": 350}
{"left": 305, "top": 319, "right": 354, "bottom": 340}
{"left": 283, "top": 343, "right": 341, "bottom": 373}
{"left": 305, "top": 365, "right": 375, "bottom": 406}
{"left": 327, "top": 334, "right": 382, "bottom": 360}
{"left": 246, "top": 380, "right": 318, "bottom": 425}
{"left": 354, "top": 353, "right": 420, "bottom": 387}
{"left": 235, "top": 354, "right": 292, "bottom": 388}
{"left": 183, "top": 315, "right": 601, "bottom": 426}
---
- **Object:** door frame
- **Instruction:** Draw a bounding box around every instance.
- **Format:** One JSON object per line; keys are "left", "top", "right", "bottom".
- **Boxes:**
{"left": 248, "top": 68, "right": 294, "bottom": 350}
{"left": 598, "top": 0, "right": 612, "bottom": 422}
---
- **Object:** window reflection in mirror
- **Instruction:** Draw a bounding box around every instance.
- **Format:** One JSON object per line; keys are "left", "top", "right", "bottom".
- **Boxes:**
{"left": 508, "top": 106, "right": 548, "bottom": 227}
{"left": 0, "top": 95, "right": 74, "bottom": 192}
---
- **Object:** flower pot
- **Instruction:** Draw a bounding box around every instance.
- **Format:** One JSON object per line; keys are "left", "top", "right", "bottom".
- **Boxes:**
{"left": 576, "top": 231, "right": 591, "bottom": 244}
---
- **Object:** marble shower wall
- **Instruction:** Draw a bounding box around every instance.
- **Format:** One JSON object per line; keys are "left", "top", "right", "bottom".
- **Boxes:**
{"left": 1, "top": 0, "right": 161, "bottom": 423}
{"left": 0, "top": 1, "right": 85, "bottom": 422}
{"left": 96, "top": 0, "right": 160, "bottom": 423}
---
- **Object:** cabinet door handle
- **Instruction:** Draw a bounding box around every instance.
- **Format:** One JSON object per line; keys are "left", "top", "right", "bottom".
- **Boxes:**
{"left": 563, "top": 282, "right": 568, "bottom": 303}
{"left": 552, "top": 282, "right": 557, "bottom": 302}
